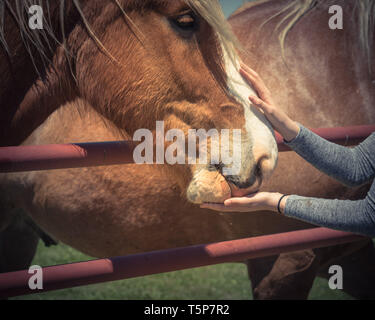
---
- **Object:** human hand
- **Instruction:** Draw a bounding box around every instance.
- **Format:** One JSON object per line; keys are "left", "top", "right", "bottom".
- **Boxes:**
{"left": 240, "top": 63, "right": 300, "bottom": 142}
{"left": 200, "top": 192, "right": 289, "bottom": 214}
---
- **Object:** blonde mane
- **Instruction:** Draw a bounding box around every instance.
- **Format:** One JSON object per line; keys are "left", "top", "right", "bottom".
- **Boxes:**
{"left": 186, "top": 0, "right": 241, "bottom": 64}
{"left": 236, "top": 0, "right": 375, "bottom": 73}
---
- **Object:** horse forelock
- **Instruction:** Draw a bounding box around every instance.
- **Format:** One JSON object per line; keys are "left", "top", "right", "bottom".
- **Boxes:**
{"left": 186, "top": 0, "right": 240, "bottom": 60}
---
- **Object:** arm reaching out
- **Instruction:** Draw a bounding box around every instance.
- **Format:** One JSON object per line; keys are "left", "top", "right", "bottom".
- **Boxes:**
{"left": 240, "top": 64, "right": 375, "bottom": 186}
{"left": 285, "top": 181, "right": 375, "bottom": 237}
{"left": 286, "top": 125, "right": 375, "bottom": 187}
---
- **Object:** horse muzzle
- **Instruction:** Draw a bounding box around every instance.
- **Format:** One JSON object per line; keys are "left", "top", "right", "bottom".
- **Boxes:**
{"left": 186, "top": 140, "right": 277, "bottom": 204}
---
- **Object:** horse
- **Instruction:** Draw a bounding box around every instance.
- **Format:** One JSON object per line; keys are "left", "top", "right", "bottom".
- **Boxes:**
{"left": 1, "top": 0, "right": 374, "bottom": 300}
{"left": 0, "top": 0, "right": 278, "bottom": 280}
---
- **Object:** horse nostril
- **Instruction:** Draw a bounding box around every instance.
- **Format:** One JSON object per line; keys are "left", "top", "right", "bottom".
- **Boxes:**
{"left": 255, "top": 154, "right": 275, "bottom": 182}
{"left": 207, "top": 162, "right": 225, "bottom": 175}
{"left": 214, "top": 162, "right": 225, "bottom": 174}
{"left": 224, "top": 175, "right": 240, "bottom": 187}
{"left": 222, "top": 162, "right": 263, "bottom": 196}
{"left": 255, "top": 163, "right": 263, "bottom": 182}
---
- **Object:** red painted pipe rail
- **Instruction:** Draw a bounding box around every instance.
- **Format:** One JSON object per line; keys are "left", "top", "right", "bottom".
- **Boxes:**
{"left": 0, "top": 228, "right": 364, "bottom": 298}
{"left": 0, "top": 141, "right": 136, "bottom": 173}
{"left": 0, "top": 125, "right": 374, "bottom": 173}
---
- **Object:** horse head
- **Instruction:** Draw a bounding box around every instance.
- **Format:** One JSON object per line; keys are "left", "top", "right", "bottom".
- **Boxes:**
{"left": 67, "top": 0, "right": 278, "bottom": 204}
{"left": 0, "top": 0, "right": 277, "bottom": 204}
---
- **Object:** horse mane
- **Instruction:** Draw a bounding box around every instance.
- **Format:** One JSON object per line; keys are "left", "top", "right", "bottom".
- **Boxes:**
{"left": 186, "top": 0, "right": 241, "bottom": 64}
{"left": 232, "top": 0, "right": 375, "bottom": 74}
{"left": 0, "top": 0, "right": 138, "bottom": 72}
{"left": 356, "top": 0, "right": 375, "bottom": 73}
{"left": 0, "top": 0, "right": 241, "bottom": 75}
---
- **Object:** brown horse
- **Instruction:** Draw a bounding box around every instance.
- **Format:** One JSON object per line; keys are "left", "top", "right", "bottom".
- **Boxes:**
{"left": 0, "top": 0, "right": 278, "bottom": 275}
{"left": 1, "top": 0, "right": 375, "bottom": 299}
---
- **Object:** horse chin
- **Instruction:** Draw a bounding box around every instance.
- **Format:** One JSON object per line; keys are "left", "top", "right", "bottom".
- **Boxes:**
{"left": 186, "top": 168, "right": 232, "bottom": 205}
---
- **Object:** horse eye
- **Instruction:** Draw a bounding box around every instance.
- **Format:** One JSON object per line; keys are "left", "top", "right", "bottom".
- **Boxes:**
{"left": 173, "top": 13, "right": 197, "bottom": 31}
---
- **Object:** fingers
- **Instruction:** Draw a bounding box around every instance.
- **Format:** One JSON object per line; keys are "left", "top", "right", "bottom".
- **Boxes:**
{"left": 240, "top": 62, "right": 258, "bottom": 77}
{"left": 200, "top": 194, "right": 260, "bottom": 213}
{"left": 240, "top": 68, "right": 273, "bottom": 114}
{"left": 239, "top": 67, "right": 257, "bottom": 90}
{"left": 224, "top": 195, "right": 257, "bottom": 207}
{"left": 239, "top": 64, "right": 258, "bottom": 82}
{"left": 200, "top": 203, "right": 240, "bottom": 212}
{"left": 239, "top": 65, "right": 272, "bottom": 102}
{"left": 249, "top": 95, "right": 271, "bottom": 113}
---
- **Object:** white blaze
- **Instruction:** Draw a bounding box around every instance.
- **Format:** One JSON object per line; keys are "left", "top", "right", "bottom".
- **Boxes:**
{"left": 223, "top": 48, "right": 278, "bottom": 180}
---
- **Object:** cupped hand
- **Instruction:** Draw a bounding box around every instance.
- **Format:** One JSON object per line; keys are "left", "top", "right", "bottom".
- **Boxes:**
{"left": 200, "top": 192, "right": 289, "bottom": 214}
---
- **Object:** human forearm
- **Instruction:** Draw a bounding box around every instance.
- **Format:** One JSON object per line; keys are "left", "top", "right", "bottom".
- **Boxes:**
{"left": 240, "top": 64, "right": 375, "bottom": 186}
{"left": 284, "top": 191, "right": 375, "bottom": 237}
{"left": 286, "top": 125, "right": 375, "bottom": 187}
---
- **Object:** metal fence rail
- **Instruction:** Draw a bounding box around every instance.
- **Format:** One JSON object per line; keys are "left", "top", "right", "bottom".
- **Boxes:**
{"left": 0, "top": 228, "right": 365, "bottom": 298}
{"left": 1, "top": 125, "right": 375, "bottom": 172}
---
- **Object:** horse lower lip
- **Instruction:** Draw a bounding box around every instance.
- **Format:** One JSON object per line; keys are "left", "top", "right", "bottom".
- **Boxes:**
{"left": 227, "top": 179, "right": 261, "bottom": 197}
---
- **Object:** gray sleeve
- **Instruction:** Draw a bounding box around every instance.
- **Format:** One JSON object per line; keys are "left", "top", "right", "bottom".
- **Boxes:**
{"left": 285, "top": 125, "right": 375, "bottom": 187}
{"left": 285, "top": 180, "right": 375, "bottom": 237}
{"left": 284, "top": 124, "right": 375, "bottom": 237}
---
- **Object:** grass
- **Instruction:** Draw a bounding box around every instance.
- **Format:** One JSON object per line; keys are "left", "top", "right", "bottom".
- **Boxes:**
{"left": 12, "top": 242, "right": 354, "bottom": 300}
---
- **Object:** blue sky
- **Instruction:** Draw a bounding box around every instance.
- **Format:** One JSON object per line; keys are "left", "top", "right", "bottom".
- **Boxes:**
{"left": 219, "top": 0, "right": 247, "bottom": 17}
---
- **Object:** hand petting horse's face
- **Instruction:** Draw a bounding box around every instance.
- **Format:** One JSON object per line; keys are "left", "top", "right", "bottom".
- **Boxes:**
{"left": 74, "top": 0, "right": 278, "bottom": 204}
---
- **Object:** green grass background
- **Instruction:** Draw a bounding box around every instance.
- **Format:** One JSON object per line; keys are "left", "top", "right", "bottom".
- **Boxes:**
{"left": 12, "top": 242, "right": 354, "bottom": 300}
